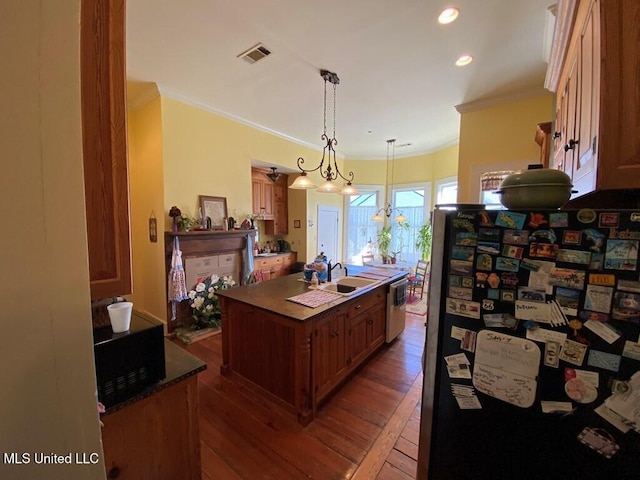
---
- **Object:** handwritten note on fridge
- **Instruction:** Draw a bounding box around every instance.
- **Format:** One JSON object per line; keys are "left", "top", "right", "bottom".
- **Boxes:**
{"left": 472, "top": 330, "right": 541, "bottom": 408}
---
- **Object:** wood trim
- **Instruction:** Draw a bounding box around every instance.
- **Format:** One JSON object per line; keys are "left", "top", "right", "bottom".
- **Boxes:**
{"left": 81, "top": 0, "right": 132, "bottom": 300}
{"left": 544, "top": 0, "right": 579, "bottom": 91}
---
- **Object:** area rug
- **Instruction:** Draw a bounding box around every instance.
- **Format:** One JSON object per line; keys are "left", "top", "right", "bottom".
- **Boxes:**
{"left": 406, "top": 297, "right": 428, "bottom": 316}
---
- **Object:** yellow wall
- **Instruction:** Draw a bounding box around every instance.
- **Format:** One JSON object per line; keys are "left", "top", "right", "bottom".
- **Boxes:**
{"left": 128, "top": 96, "right": 166, "bottom": 322}
{"left": 457, "top": 94, "right": 554, "bottom": 202}
{"left": 345, "top": 143, "right": 460, "bottom": 209}
{"left": 128, "top": 95, "right": 358, "bottom": 319}
{"left": 1, "top": 1, "right": 104, "bottom": 478}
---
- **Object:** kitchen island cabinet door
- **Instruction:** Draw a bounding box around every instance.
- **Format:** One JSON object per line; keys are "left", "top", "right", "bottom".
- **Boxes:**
{"left": 314, "top": 308, "right": 348, "bottom": 401}
{"left": 367, "top": 304, "right": 386, "bottom": 351}
{"left": 81, "top": 0, "right": 132, "bottom": 301}
{"left": 101, "top": 375, "right": 201, "bottom": 480}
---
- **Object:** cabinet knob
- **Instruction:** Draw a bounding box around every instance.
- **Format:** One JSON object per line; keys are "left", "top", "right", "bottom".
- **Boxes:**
{"left": 564, "top": 139, "right": 578, "bottom": 152}
{"left": 552, "top": 131, "right": 561, "bottom": 139}
{"left": 331, "top": 331, "right": 339, "bottom": 337}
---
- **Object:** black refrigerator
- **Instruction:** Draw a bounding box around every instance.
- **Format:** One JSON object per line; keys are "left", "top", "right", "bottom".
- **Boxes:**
{"left": 417, "top": 205, "right": 640, "bottom": 480}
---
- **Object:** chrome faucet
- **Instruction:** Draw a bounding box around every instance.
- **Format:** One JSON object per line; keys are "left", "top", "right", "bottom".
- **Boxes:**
{"left": 327, "top": 262, "right": 347, "bottom": 282}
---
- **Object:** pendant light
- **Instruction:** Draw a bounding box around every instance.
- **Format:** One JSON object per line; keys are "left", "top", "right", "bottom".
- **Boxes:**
{"left": 372, "top": 139, "right": 406, "bottom": 223}
{"left": 289, "top": 69, "right": 358, "bottom": 195}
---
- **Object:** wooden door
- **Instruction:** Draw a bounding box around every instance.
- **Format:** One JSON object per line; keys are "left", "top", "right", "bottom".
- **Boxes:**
{"left": 81, "top": 0, "right": 132, "bottom": 301}
{"left": 347, "top": 311, "right": 369, "bottom": 367}
{"left": 314, "top": 309, "right": 347, "bottom": 400}
{"left": 367, "top": 304, "right": 386, "bottom": 351}
{"left": 573, "top": 1, "right": 598, "bottom": 194}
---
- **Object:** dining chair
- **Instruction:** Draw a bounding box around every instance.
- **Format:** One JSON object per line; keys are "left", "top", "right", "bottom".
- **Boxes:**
{"left": 361, "top": 254, "right": 375, "bottom": 266}
{"left": 408, "top": 260, "right": 429, "bottom": 299}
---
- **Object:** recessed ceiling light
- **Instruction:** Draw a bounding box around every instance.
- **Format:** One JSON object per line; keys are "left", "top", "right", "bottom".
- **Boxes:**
{"left": 438, "top": 6, "right": 459, "bottom": 24}
{"left": 455, "top": 54, "right": 473, "bottom": 66}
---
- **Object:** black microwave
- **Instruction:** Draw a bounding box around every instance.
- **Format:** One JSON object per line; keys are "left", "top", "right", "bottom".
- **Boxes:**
{"left": 93, "top": 312, "right": 166, "bottom": 408}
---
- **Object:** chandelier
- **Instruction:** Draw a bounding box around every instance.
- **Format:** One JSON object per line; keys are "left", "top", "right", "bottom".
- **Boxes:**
{"left": 289, "top": 70, "right": 358, "bottom": 195}
{"left": 372, "top": 139, "right": 406, "bottom": 223}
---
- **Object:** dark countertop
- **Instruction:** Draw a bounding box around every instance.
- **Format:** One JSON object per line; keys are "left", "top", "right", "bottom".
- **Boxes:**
{"left": 253, "top": 251, "right": 296, "bottom": 258}
{"left": 102, "top": 339, "right": 206, "bottom": 416}
{"left": 216, "top": 266, "right": 406, "bottom": 322}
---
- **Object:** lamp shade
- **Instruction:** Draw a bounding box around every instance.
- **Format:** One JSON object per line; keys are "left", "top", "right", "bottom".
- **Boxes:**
{"left": 316, "top": 179, "right": 341, "bottom": 193}
{"left": 395, "top": 213, "right": 407, "bottom": 223}
{"left": 372, "top": 213, "right": 384, "bottom": 222}
{"left": 289, "top": 172, "right": 316, "bottom": 189}
{"left": 340, "top": 183, "right": 358, "bottom": 195}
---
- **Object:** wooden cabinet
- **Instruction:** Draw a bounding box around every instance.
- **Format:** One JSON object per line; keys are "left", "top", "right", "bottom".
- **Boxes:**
{"left": 316, "top": 285, "right": 386, "bottom": 402}
{"left": 534, "top": 122, "right": 552, "bottom": 168}
{"left": 347, "top": 290, "right": 386, "bottom": 367}
{"left": 81, "top": 0, "right": 132, "bottom": 301}
{"left": 253, "top": 253, "right": 297, "bottom": 282}
{"left": 547, "top": 0, "right": 640, "bottom": 197}
{"left": 101, "top": 375, "right": 201, "bottom": 480}
{"left": 314, "top": 307, "right": 348, "bottom": 401}
{"left": 251, "top": 169, "right": 274, "bottom": 219}
{"left": 221, "top": 281, "right": 389, "bottom": 424}
{"left": 252, "top": 168, "right": 289, "bottom": 234}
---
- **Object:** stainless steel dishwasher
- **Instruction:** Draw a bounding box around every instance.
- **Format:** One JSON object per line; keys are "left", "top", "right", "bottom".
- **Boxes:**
{"left": 386, "top": 277, "right": 408, "bottom": 342}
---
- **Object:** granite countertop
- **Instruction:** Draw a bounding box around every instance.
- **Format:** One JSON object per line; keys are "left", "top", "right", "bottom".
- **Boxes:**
{"left": 216, "top": 265, "right": 406, "bottom": 322}
{"left": 102, "top": 340, "right": 206, "bottom": 416}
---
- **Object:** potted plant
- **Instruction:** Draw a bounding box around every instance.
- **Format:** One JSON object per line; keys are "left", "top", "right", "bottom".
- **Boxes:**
{"left": 416, "top": 222, "right": 433, "bottom": 261}
{"left": 377, "top": 225, "right": 393, "bottom": 264}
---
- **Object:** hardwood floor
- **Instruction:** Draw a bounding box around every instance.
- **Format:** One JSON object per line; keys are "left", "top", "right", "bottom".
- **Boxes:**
{"left": 181, "top": 311, "right": 426, "bottom": 479}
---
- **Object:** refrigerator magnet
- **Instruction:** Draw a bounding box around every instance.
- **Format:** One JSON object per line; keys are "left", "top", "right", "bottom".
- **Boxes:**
{"left": 604, "top": 239, "right": 639, "bottom": 271}
{"left": 478, "top": 228, "right": 500, "bottom": 241}
{"left": 543, "top": 341, "right": 561, "bottom": 368}
{"left": 528, "top": 212, "right": 548, "bottom": 228}
{"left": 495, "top": 211, "right": 527, "bottom": 230}
{"left": 503, "top": 229, "right": 530, "bottom": 245}
{"left": 577, "top": 427, "right": 620, "bottom": 459}
{"left": 587, "top": 350, "right": 621, "bottom": 372}
{"left": 583, "top": 228, "right": 606, "bottom": 252}
{"left": 562, "top": 230, "right": 583, "bottom": 245}
{"left": 599, "top": 212, "right": 620, "bottom": 228}
{"left": 577, "top": 208, "right": 597, "bottom": 224}
{"left": 476, "top": 254, "right": 493, "bottom": 271}
{"left": 559, "top": 339, "right": 588, "bottom": 366}
{"left": 549, "top": 212, "right": 569, "bottom": 228}
{"left": 495, "top": 257, "right": 520, "bottom": 272}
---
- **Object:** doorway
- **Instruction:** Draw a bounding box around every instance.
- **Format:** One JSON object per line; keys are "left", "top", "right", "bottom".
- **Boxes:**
{"left": 317, "top": 205, "right": 340, "bottom": 263}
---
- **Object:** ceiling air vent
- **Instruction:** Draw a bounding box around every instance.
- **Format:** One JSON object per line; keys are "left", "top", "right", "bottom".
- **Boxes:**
{"left": 237, "top": 43, "right": 272, "bottom": 64}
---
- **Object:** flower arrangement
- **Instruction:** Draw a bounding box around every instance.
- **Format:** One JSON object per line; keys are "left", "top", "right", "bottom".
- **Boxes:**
{"left": 187, "top": 274, "right": 236, "bottom": 329}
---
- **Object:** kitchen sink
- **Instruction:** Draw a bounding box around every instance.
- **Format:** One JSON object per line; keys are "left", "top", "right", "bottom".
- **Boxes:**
{"left": 317, "top": 276, "right": 379, "bottom": 296}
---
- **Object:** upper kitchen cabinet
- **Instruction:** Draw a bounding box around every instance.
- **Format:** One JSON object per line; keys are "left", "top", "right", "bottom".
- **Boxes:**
{"left": 251, "top": 168, "right": 274, "bottom": 219}
{"left": 546, "top": 0, "right": 640, "bottom": 197}
{"left": 252, "top": 168, "right": 289, "bottom": 235}
{"left": 81, "top": 0, "right": 132, "bottom": 301}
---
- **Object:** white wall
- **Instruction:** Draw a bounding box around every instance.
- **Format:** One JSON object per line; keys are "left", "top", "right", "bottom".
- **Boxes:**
{"left": 0, "top": 1, "right": 104, "bottom": 478}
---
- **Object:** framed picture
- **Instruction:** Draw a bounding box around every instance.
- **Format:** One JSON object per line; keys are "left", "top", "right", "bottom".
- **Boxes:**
{"left": 199, "top": 195, "right": 227, "bottom": 230}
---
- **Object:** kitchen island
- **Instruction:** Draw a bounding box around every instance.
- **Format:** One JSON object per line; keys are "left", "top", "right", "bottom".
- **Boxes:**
{"left": 216, "top": 268, "right": 406, "bottom": 425}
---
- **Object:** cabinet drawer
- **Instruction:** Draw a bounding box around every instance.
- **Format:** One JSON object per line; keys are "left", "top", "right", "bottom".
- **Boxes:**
{"left": 255, "top": 258, "right": 273, "bottom": 268}
{"left": 348, "top": 288, "right": 385, "bottom": 318}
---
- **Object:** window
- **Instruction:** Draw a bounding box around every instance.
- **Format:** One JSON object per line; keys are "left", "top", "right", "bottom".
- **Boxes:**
{"left": 344, "top": 188, "right": 381, "bottom": 264}
{"left": 479, "top": 170, "right": 518, "bottom": 210}
{"left": 435, "top": 177, "right": 458, "bottom": 205}
{"left": 391, "top": 184, "right": 431, "bottom": 265}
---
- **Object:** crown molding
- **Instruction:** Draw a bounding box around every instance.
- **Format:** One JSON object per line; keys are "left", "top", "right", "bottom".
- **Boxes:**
{"left": 454, "top": 86, "right": 550, "bottom": 114}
